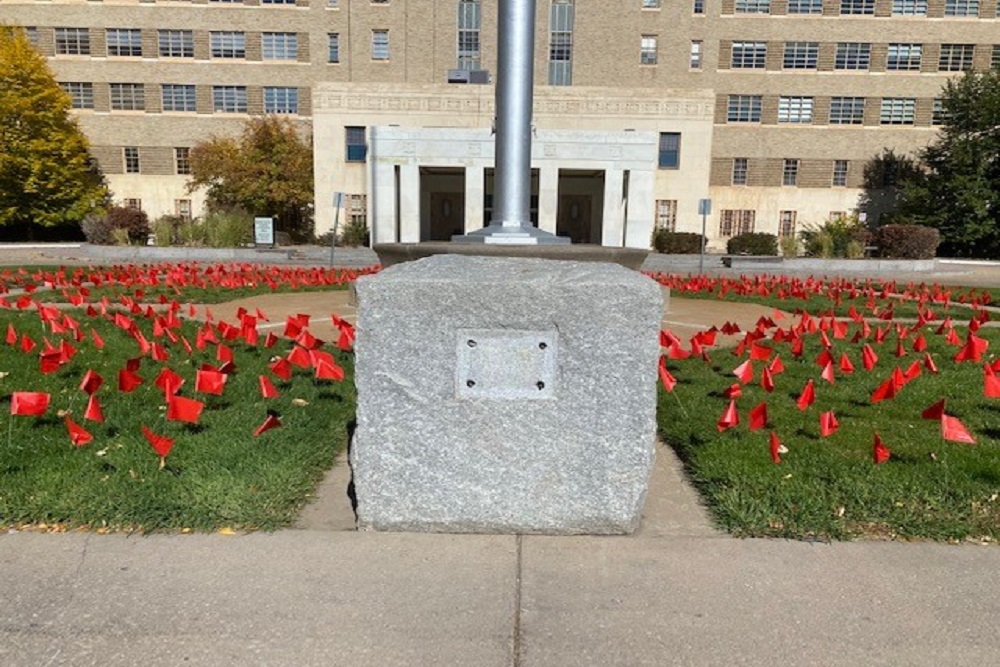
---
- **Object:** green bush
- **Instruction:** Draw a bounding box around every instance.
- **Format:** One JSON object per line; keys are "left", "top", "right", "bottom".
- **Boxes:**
{"left": 799, "top": 215, "right": 869, "bottom": 258}
{"left": 651, "top": 230, "right": 705, "bottom": 254}
{"left": 338, "top": 218, "right": 370, "bottom": 247}
{"left": 177, "top": 219, "right": 209, "bottom": 246}
{"left": 81, "top": 206, "right": 149, "bottom": 245}
{"left": 779, "top": 236, "right": 799, "bottom": 258}
{"left": 80, "top": 213, "right": 113, "bottom": 245}
{"left": 152, "top": 215, "right": 185, "bottom": 247}
{"left": 726, "top": 232, "right": 777, "bottom": 256}
{"left": 872, "top": 224, "right": 940, "bottom": 259}
{"left": 202, "top": 211, "right": 253, "bottom": 247}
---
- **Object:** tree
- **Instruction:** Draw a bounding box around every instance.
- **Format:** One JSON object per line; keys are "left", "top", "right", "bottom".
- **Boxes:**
{"left": 187, "top": 116, "right": 314, "bottom": 241}
{"left": 0, "top": 26, "right": 108, "bottom": 238}
{"left": 901, "top": 70, "right": 1000, "bottom": 258}
{"left": 858, "top": 148, "right": 922, "bottom": 228}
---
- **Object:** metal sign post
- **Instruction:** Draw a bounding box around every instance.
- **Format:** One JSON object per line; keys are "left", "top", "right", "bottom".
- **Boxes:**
{"left": 698, "top": 198, "right": 711, "bottom": 275}
{"left": 330, "top": 191, "right": 344, "bottom": 267}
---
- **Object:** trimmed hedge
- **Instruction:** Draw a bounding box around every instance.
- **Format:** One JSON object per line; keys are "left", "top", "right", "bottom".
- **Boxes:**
{"left": 652, "top": 230, "right": 705, "bottom": 254}
{"left": 873, "top": 224, "right": 940, "bottom": 259}
{"left": 726, "top": 232, "right": 778, "bottom": 256}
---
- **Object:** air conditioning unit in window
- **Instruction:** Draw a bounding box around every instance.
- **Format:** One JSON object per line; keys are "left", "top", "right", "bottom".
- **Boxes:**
{"left": 447, "top": 69, "right": 491, "bottom": 84}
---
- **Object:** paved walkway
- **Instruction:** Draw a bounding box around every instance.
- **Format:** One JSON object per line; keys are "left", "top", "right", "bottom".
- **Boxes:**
{"left": 2, "top": 245, "right": 1000, "bottom": 665}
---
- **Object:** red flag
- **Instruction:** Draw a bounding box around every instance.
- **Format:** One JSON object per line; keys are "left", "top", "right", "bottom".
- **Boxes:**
{"left": 5, "top": 324, "right": 16, "bottom": 345}
{"left": 862, "top": 344, "right": 878, "bottom": 371}
{"left": 768, "top": 355, "right": 785, "bottom": 375}
{"left": 64, "top": 416, "right": 93, "bottom": 447}
{"left": 195, "top": 368, "right": 227, "bottom": 395}
{"left": 820, "top": 411, "right": 839, "bottom": 437}
{"left": 760, "top": 367, "right": 775, "bottom": 393}
{"left": 749, "top": 342, "right": 772, "bottom": 361}
{"left": 733, "top": 359, "right": 754, "bottom": 384}
{"left": 796, "top": 379, "right": 815, "bottom": 411}
{"left": 871, "top": 378, "right": 896, "bottom": 404}
{"left": 287, "top": 345, "right": 312, "bottom": 369}
{"left": 84, "top": 394, "right": 104, "bottom": 423}
{"left": 903, "top": 361, "right": 922, "bottom": 383}
{"left": 821, "top": 361, "right": 836, "bottom": 384}
{"left": 667, "top": 343, "right": 690, "bottom": 360}
{"left": 19, "top": 334, "right": 36, "bottom": 354}
{"left": 216, "top": 343, "right": 234, "bottom": 364}
{"left": 10, "top": 391, "right": 50, "bottom": 416}
{"left": 941, "top": 415, "right": 976, "bottom": 444}
{"left": 873, "top": 433, "right": 891, "bottom": 464}
{"left": 270, "top": 358, "right": 293, "bottom": 381}
{"left": 769, "top": 431, "right": 785, "bottom": 464}
{"left": 264, "top": 332, "right": 279, "bottom": 349}
{"left": 79, "top": 369, "right": 104, "bottom": 395}
{"left": 923, "top": 353, "right": 939, "bottom": 374}
{"left": 912, "top": 335, "right": 927, "bottom": 353}
{"left": 986, "top": 374, "right": 1000, "bottom": 398}
{"left": 254, "top": 411, "right": 283, "bottom": 437}
{"left": 921, "top": 399, "right": 946, "bottom": 420}
{"left": 118, "top": 369, "right": 143, "bottom": 393}
{"left": 142, "top": 425, "right": 175, "bottom": 462}
{"left": 748, "top": 402, "right": 768, "bottom": 431}
{"left": 815, "top": 348, "right": 833, "bottom": 369}
{"left": 716, "top": 400, "right": 739, "bottom": 432}
{"left": 151, "top": 343, "right": 169, "bottom": 362}
{"left": 658, "top": 357, "right": 676, "bottom": 392}
{"left": 155, "top": 368, "right": 185, "bottom": 398}
{"left": 259, "top": 375, "right": 280, "bottom": 399}
{"left": 838, "top": 353, "right": 855, "bottom": 374}
{"left": 167, "top": 395, "right": 204, "bottom": 424}
{"left": 722, "top": 383, "right": 743, "bottom": 399}
{"left": 315, "top": 360, "right": 346, "bottom": 381}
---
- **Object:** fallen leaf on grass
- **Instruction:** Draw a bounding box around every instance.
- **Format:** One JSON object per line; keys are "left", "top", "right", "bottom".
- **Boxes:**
{"left": 291, "top": 398, "right": 309, "bottom": 407}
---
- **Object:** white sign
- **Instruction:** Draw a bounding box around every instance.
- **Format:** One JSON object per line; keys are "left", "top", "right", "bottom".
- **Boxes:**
{"left": 254, "top": 217, "right": 275, "bottom": 246}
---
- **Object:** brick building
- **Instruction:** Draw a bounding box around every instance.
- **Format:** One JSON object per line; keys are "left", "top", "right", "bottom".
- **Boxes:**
{"left": 5, "top": 0, "right": 994, "bottom": 248}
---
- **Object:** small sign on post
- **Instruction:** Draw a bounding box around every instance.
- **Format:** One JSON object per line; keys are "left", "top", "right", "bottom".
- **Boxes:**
{"left": 330, "top": 192, "right": 345, "bottom": 267}
{"left": 254, "top": 216, "right": 275, "bottom": 247}
{"left": 698, "top": 199, "right": 711, "bottom": 276}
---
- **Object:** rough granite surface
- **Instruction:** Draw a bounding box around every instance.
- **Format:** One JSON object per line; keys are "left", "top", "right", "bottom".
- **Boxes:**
{"left": 351, "top": 255, "right": 663, "bottom": 534}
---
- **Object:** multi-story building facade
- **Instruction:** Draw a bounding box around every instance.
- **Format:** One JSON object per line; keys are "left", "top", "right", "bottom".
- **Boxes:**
{"left": 4, "top": 0, "right": 995, "bottom": 249}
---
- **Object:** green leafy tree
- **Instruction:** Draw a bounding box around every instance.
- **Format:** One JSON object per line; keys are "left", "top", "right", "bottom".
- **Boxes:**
{"left": 901, "top": 70, "right": 1000, "bottom": 257}
{"left": 0, "top": 26, "right": 108, "bottom": 237}
{"left": 188, "top": 116, "right": 314, "bottom": 241}
{"left": 858, "top": 148, "right": 922, "bottom": 228}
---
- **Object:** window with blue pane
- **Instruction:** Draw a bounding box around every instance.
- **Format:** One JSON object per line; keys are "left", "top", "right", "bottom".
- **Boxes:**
{"left": 658, "top": 133, "right": 680, "bottom": 169}
{"left": 346, "top": 126, "right": 367, "bottom": 162}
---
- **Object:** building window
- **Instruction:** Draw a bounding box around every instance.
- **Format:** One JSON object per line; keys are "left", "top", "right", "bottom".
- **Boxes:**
{"left": 887, "top": 43, "right": 922, "bottom": 71}
{"left": 60, "top": 82, "right": 94, "bottom": 110}
{"left": 832, "top": 160, "right": 849, "bottom": 187}
{"left": 720, "top": 210, "right": 755, "bottom": 236}
{"left": 841, "top": 0, "right": 875, "bottom": 13}
{"left": 25, "top": 27, "right": 39, "bottom": 47}
{"left": 783, "top": 42, "right": 818, "bottom": 69}
{"left": 830, "top": 96, "right": 866, "bottom": 124}
{"left": 658, "top": 133, "right": 680, "bottom": 168}
{"left": 124, "top": 199, "right": 142, "bottom": 211}
{"left": 106, "top": 29, "right": 142, "bottom": 57}
{"left": 264, "top": 87, "right": 299, "bottom": 114}
{"left": 641, "top": 35, "right": 658, "bottom": 65}
{"left": 939, "top": 44, "right": 975, "bottom": 72}
{"left": 727, "top": 95, "right": 762, "bottom": 123}
{"left": 778, "top": 211, "right": 797, "bottom": 237}
{"left": 175, "top": 147, "right": 191, "bottom": 175}
{"left": 55, "top": 28, "right": 90, "bottom": 56}
{"left": 642, "top": 0, "right": 662, "bottom": 7}
{"left": 346, "top": 126, "right": 367, "bottom": 162}
{"left": 175, "top": 199, "right": 192, "bottom": 222}
{"left": 944, "top": 0, "right": 979, "bottom": 15}
{"left": 731, "top": 42, "right": 767, "bottom": 68}
{"left": 880, "top": 98, "right": 916, "bottom": 125}
{"left": 328, "top": 0, "right": 340, "bottom": 5}
{"left": 693, "top": 0, "right": 705, "bottom": 12}
{"left": 548, "top": 0, "right": 575, "bottom": 86}
{"left": 993, "top": 45, "right": 1000, "bottom": 70}
{"left": 457, "top": 0, "right": 482, "bottom": 70}
{"left": 788, "top": 0, "right": 823, "bottom": 12}
{"left": 655, "top": 200, "right": 677, "bottom": 231}
{"left": 348, "top": 194, "right": 368, "bottom": 227}
{"left": 162, "top": 84, "right": 197, "bottom": 112}
{"left": 892, "top": 0, "right": 927, "bottom": 14}
{"left": 110, "top": 83, "right": 145, "bottom": 111}
{"left": 783, "top": 159, "right": 799, "bottom": 186}
{"left": 262, "top": 32, "right": 298, "bottom": 60}
{"left": 932, "top": 98, "right": 947, "bottom": 125}
{"left": 123, "top": 147, "right": 140, "bottom": 174}
{"left": 778, "top": 96, "right": 814, "bottom": 123}
{"left": 372, "top": 30, "right": 390, "bottom": 60}
{"left": 159, "top": 30, "right": 194, "bottom": 58}
{"left": 212, "top": 85, "right": 247, "bottom": 113}
{"left": 735, "top": 0, "right": 771, "bottom": 12}
{"left": 732, "top": 158, "right": 749, "bottom": 185}
{"left": 262, "top": 0, "right": 297, "bottom": 4}
{"left": 835, "top": 43, "right": 871, "bottom": 70}
{"left": 328, "top": 33, "right": 340, "bottom": 63}
{"left": 210, "top": 31, "right": 246, "bottom": 59}
{"left": 690, "top": 41, "right": 702, "bottom": 69}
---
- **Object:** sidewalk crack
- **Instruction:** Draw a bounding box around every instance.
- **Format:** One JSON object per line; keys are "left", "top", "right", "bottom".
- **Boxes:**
{"left": 513, "top": 534, "right": 523, "bottom": 667}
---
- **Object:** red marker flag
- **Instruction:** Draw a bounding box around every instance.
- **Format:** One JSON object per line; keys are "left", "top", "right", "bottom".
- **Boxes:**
{"left": 263, "top": 332, "right": 279, "bottom": 349}
{"left": 838, "top": 353, "right": 855, "bottom": 374}
{"left": 768, "top": 355, "right": 785, "bottom": 375}
{"left": 155, "top": 368, "right": 185, "bottom": 398}
{"left": 748, "top": 402, "right": 768, "bottom": 431}
{"left": 667, "top": 343, "right": 691, "bottom": 360}
{"left": 5, "top": 324, "right": 16, "bottom": 345}
{"left": 79, "top": 369, "right": 104, "bottom": 395}
{"left": 862, "top": 344, "right": 878, "bottom": 371}
{"left": 912, "top": 334, "right": 927, "bottom": 353}
{"left": 84, "top": 394, "right": 104, "bottom": 423}
{"left": 10, "top": 391, "right": 50, "bottom": 416}
{"left": 903, "top": 361, "right": 922, "bottom": 383}
{"left": 873, "top": 433, "right": 891, "bottom": 465}
{"left": 749, "top": 342, "right": 772, "bottom": 361}
{"left": 658, "top": 357, "right": 676, "bottom": 392}
{"left": 760, "top": 367, "right": 775, "bottom": 393}
{"left": 821, "top": 361, "right": 836, "bottom": 384}
{"left": 717, "top": 400, "right": 739, "bottom": 432}
{"left": 287, "top": 345, "right": 312, "bottom": 369}
{"left": 986, "top": 373, "right": 1000, "bottom": 399}
{"left": 195, "top": 368, "right": 227, "bottom": 395}
{"left": 64, "top": 416, "right": 93, "bottom": 447}
{"left": 769, "top": 431, "right": 784, "bottom": 464}
{"left": 733, "top": 359, "right": 754, "bottom": 384}
{"left": 315, "top": 360, "right": 346, "bottom": 381}
{"left": 142, "top": 425, "right": 175, "bottom": 467}
{"left": 259, "top": 375, "right": 280, "bottom": 399}
{"left": 941, "top": 415, "right": 976, "bottom": 444}
{"left": 254, "top": 411, "right": 283, "bottom": 437}
{"left": 167, "top": 395, "right": 204, "bottom": 424}
{"left": 923, "top": 353, "right": 939, "bottom": 374}
{"left": 270, "top": 358, "right": 293, "bottom": 381}
{"left": 118, "top": 369, "right": 143, "bottom": 393}
{"left": 871, "top": 378, "right": 896, "bottom": 404}
{"left": 820, "top": 411, "right": 839, "bottom": 437}
{"left": 921, "top": 399, "right": 946, "bottom": 420}
{"left": 796, "top": 379, "right": 815, "bottom": 411}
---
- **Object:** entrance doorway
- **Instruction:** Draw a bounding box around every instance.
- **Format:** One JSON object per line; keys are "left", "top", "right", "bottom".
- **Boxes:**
{"left": 484, "top": 168, "right": 540, "bottom": 226}
{"left": 556, "top": 170, "right": 604, "bottom": 244}
{"left": 420, "top": 167, "right": 465, "bottom": 241}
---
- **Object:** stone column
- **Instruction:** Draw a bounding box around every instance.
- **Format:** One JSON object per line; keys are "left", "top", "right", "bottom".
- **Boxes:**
{"left": 624, "top": 169, "right": 654, "bottom": 249}
{"left": 537, "top": 166, "right": 559, "bottom": 236}
{"left": 371, "top": 161, "right": 398, "bottom": 244}
{"left": 399, "top": 163, "right": 421, "bottom": 243}
{"left": 464, "top": 165, "right": 485, "bottom": 233}
{"left": 601, "top": 168, "right": 625, "bottom": 247}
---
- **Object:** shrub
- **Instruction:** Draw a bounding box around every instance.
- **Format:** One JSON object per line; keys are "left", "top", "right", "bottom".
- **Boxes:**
{"left": 338, "top": 219, "right": 370, "bottom": 247}
{"left": 202, "top": 211, "right": 252, "bottom": 247}
{"left": 779, "top": 236, "right": 799, "bottom": 258}
{"left": 106, "top": 206, "right": 151, "bottom": 244}
{"left": 727, "top": 232, "right": 777, "bottom": 256}
{"left": 799, "top": 215, "right": 869, "bottom": 258}
{"left": 152, "top": 215, "right": 185, "bottom": 247}
{"left": 80, "top": 212, "right": 114, "bottom": 245}
{"left": 651, "top": 230, "right": 705, "bottom": 254}
{"left": 872, "top": 224, "right": 940, "bottom": 259}
{"left": 177, "top": 219, "right": 209, "bottom": 246}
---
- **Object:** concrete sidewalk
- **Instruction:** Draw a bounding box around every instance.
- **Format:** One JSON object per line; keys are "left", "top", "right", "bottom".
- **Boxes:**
{"left": 3, "top": 445, "right": 999, "bottom": 667}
